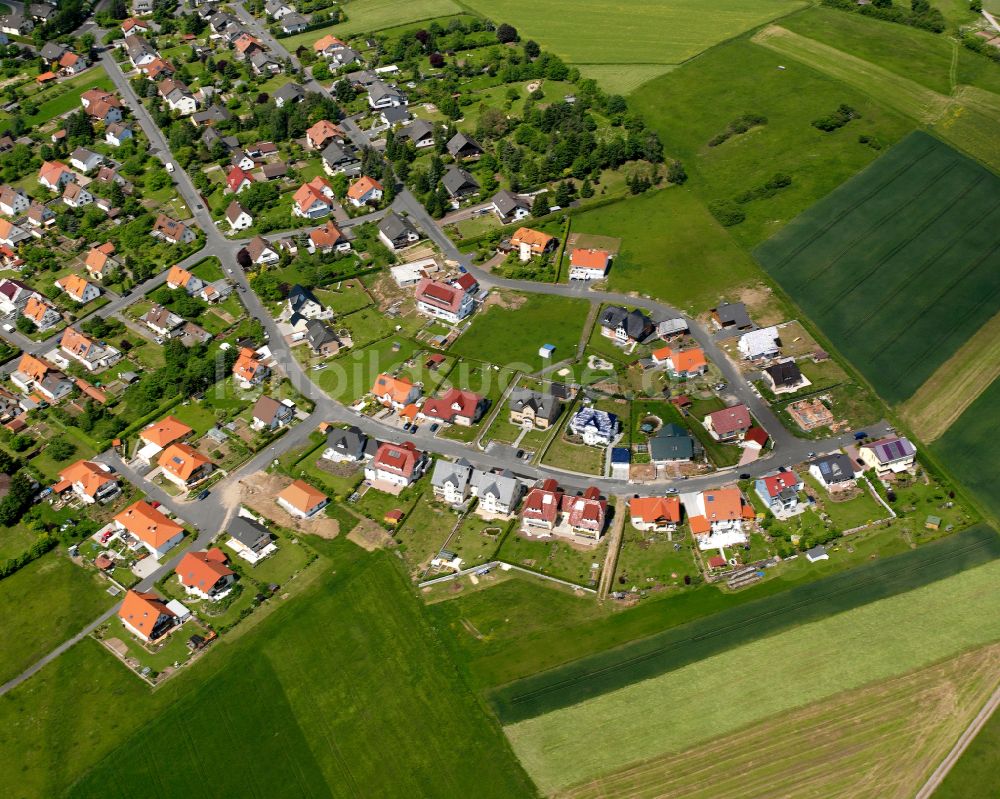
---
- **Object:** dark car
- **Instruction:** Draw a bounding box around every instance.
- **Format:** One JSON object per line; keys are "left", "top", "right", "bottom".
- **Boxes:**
{"left": 854, "top": 431, "right": 869, "bottom": 440}
{"left": 429, "top": 423, "right": 439, "bottom": 433}
{"left": 515, "top": 449, "right": 525, "bottom": 460}
{"left": 196, "top": 490, "right": 210, "bottom": 501}
{"left": 739, "top": 473, "right": 751, "bottom": 480}
{"left": 402, "top": 422, "right": 412, "bottom": 432}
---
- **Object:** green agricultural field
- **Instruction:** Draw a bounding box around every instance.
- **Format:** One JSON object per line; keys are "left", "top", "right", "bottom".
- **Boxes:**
{"left": 506, "top": 556, "right": 1000, "bottom": 793}
{"left": 754, "top": 131, "right": 1000, "bottom": 405}
{"left": 629, "top": 38, "right": 914, "bottom": 246}
{"left": 0, "top": 543, "right": 535, "bottom": 799}
{"left": 933, "top": 376, "right": 1000, "bottom": 525}
{"left": 572, "top": 189, "right": 763, "bottom": 313}
{"left": 936, "top": 668, "right": 1000, "bottom": 798}
{"left": 451, "top": 293, "right": 588, "bottom": 369}
{"left": 459, "top": 0, "right": 805, "bottom": 92}
{"left": 0, "top": 552, "right": 114, "bottom": 686}
{"left": 282, "top": 0, "right": 462, "bottom": 48}
{"left": 489, "top": 524, "right": 1000, "bottom": 723}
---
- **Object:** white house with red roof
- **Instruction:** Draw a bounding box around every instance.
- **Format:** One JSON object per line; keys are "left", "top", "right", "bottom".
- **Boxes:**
{"left": 754, "top": 470, "right": 804, "bottom": 516}
{"left": 560, "top": 487, "right": 607, "bottom": 541}
{"left": 176, "top": 548, "right": 236, "bottom": 600}
{"left": 413, "top": 277, "right": 474, "bottom": 324}
{"left": 419, "top": 388, "right": 487, "bottom": 427}
{"left": 364, "top": 441, "right": 428, "bottom": 490}
{"left": 521, "top": 478, "right": 562, "bottom": 532}
{"left": 703, "top": 404, "right": 752, "bottom": 442}
{"left": 568, "top": 248, "right": 611, "bottom": 281}
{"left": 226, "top": 165, "right": 254, "bottom": 194}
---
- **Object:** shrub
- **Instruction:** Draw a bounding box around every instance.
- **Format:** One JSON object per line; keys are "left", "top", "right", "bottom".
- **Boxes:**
{"left": 709, "top": 199, "right": 746, "bottom": 227}
{"left": 812, "top": 104, "right": 860, "bottom": 132}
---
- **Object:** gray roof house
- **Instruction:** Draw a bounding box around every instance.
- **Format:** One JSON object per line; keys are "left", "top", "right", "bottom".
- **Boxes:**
{"left": 808, "top": 453, "right": 860, "bottom": 489}
{"left": 367, "top": 80, "right": 406, "bottom": 108}
{"left": 321, "top": 140, "right": 359, "bottom": 172}
{"left": 599, "top": 306, "right": 655, "bottom": 344}
{"left": 378, "top": 212, "right": 420, "bottom": 250}
{"left": 712, "top": 301, "right": 753, "bottom": 330}
{"left": 305, "top": 319, "right": 344, "bottom": 355}
{"left": 274, "top": 82, "right": 306, "bottom": 107}
{"left": 322, "top": 425, "right": 374, "bottom": 463}
{"left": 509, "top": 389, "right": 562, "bottom": 426}
{"left": 446, "top": 132, "right": 483, "bottom": 159}
{"left": 398, "top": 119, "right": 434, "bottom": 147}
{"left": 431, "top": 458, "right": 473, "bottom": 504}
{"left": 441, "top": 165, "right": 480, "bottom": 199}
{"left": 490, "top": 189, "right": 531, "bottom": 222}
{"left": 227, "top": 516, "right": 273, "bottom": 553}
{"left": 470, "top": 468, "right": 522, "bottom": 515}
{"left": 280, "top": 12, "right": 309, "bottom": 33}
{"left": 649, "top": 423, "right": 695, "bottom": 463}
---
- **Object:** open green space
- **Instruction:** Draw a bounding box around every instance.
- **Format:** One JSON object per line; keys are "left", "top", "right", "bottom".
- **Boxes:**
{"left": 313, "top": 336, "right": 421, "bottom": 404}
{"left": 458, "top": 0, "right": 805, "bottom": 90}
{"left": 754, "top": 131, "right": 1000, "bottom": 405}
{"left": 933, "top": 375, "right": 1000, "bottom": 525}
{"left": 629, "top": 37, "right": 914, "bottom": 247}
{"left": 283, "top": 0, "right": 462, "bottom": 48}
{"left": 497, "top": 532, "right": 607, "bottom": 588}
{"left": 25, "top": 69, "right": 115, "bottom": 126}
{"left": 451, "top": 293, "right": 588, "bottom": 369}
{"left": 0, "top": 552, "right": 114, "bottom": 686}
{"left": 489, "top": 524, "right": 1000, "bottom": 724}
{"left": 572, "top": 189, "right": 762, "bottom": 313}
{"left": 0, "top": 543, "right": 535, "bottom": 799}
{"left": 506, "top": 555, "right": 1000, "bottom": 793}
{"left": 936, "top": 677, "right": 1000, "bottom": 798}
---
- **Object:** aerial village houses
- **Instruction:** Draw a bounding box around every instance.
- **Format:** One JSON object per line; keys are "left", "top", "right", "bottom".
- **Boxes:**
{"left": 686, "top": 487, "right": 755, "bottom": 549}
{"left": 292, "top": 176, "right": 336, "bottom": 219}
{"left": 364, "top": 441, "right": 428, "bottom": 489}
{"left": 859, "top": 436, "right": 917, "bottom": 476}
{"left": 226, "top": 201, "right": 253, "bottom": 231}
{"left": 277, "top": 480, "right": 329, "bottom": 518}
{"left": 226, "top": 515, "right": 278, "bottom": 565}
{"left": 413, "top": 277, "right": 474, "bottom": 324}
{"left": 60, "top": 328, "right": 121, "bottom": 372}
{"left": 306, "top": 119, "right": 343, "bottom": 150}
{"left": 322, "top": 425, "right": 374, "bottom": 463}
{"left": 176, "top": 549, "right": 236, "bottom": 601}
{"left": 233, "top": 347, "right": 270, "bottom": 388}
{"left": 346, "top": 175, "right": 383, "bottom": 207}
{"left": 431, "top": 458, "right": 473, "bottom": 505}
{"left": 419, "top": 388, "right": 487, "bottom": 427}
{"left": 137, "top": 415, "right": 192, "bottom": 463}
{"left": 114, "top": 500, "right": 185, "bottom": 559}
{"left": 158, "top": 442, "right": 214, "bottom": 488}
{"left": 568, "top": 406, "right": 619, "bottom": 446}
{"left": 470, "top": 469, "right": 523, "bottom": 517}
{"left": 251, "top": 395, "right": 294, "bottom": 431}
{"left": 85, "top": 243, "right": 119, "bottom": 281}
{"left": 629, "top": 495, "right": 683, "bottom": 536}
{"left": 371, "top": 373, "right": 421, "bottom": 409}
{"left": 599, "top": 306, "right": 654, "bottom": 345}
{"left": 142, "top": 304, "right": 184, "bottom": 338}
{"left": 245, "top": 235, "right": 280, "bottom": 266}
{"left": 764, "top": 360, "right": 807, "bottom": 394}
{"left": 509, "top": 227, "right": 556, "bottom": 261}
{"left": 509, "top": 389, "right": 562, "bottom": 429}
{"left": 703, "top": 404, "right": 752, "bottom": 442}
{"left": 55, "top": 274, "right": 100, "bottom": 305}
{"left": 755, "top": 471, "right": 804, "bottom": 515}
{"left": 23, "top": 296, "right": 62, "bottom": 331}
{"left": 808, "top": 453, "right": 862, "bottom": 492}
{"left": 652, "top": 345, "right": 707, "bottom": 378}
{"left": 378, "top": 212, "right": 420, "bottom": 250}
{"left": 152, "top": 214, "right": 196, "bottom": 244}
{"left": 738, "top": 326, "right": 781, "bottom": 360}
{"left": 118, "top": 590, "right": 177, "bottom": 643}
{"left": 569, "top": 249, "right": 611, "bottom": 281}
{"left": 10, "top": 354, "right": 73, "bottom": 402}
{"left": 38, "top": 161, "right": 76, "bottom": 192}
{"left": 490, "top": 190, "right": 531, "bottom": 223}
{"left": 54, "top": 459, "right": 120, "bottom": 504}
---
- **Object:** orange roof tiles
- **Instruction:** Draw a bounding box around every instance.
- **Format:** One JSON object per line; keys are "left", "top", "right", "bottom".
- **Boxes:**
{"left": 23, "top": 296, "right": 56, "bottom": 324}
{"left": 16, "top": 354, "right": 50, "bottom": 382}
{"left": 167, "top": 264, "right": 195, "bottom": 287}
{"left": 55, "top": 273, "right": 93, "bottom": 301}
{"left": 176, "top": 548, "right": 233, "bottom": 592}
{"left": 670, "top": 347, "right": 706, "bottom": 374}
{"left": 347, "top": 175, "right": 383, "bottom": 200}
{"left": 158, "top": 442, "right": 211, "bottom": 483}
{"left": 629, "top": 496, "right": 682, "bottom": 524}
{"left": 233, "top": 347, "right": 265, "bottom": 382}
{"left": 510, "top": 227, "right": 555, "bottom": 253}
{"left": 57, "top": 459, "right": 117, "bottom": 498}
{"left": 118, "top": 590, "right": 175, "bottom": 639}
{"left": 371, "top": 373, "right": 416, "bottom": 405}
{"left": 570, "top": 248, "right": 610, "bottom": 271}
{"left": 140, "top": 415, "right": 192, "bottom": 448}
{"left": 277, "top": 479, "right": 328, "bottom": 514}
{"left": 313, "top": 34, "right": 347, "bottom": 52}
{"left": 115, "top": 500, "right": 184, "bottom": 548}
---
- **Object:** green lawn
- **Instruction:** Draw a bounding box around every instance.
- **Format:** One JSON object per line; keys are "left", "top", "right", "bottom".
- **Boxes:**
{"left": 189, "top": 256, "right": 224, "bottom": 282}
{"left": 283, "top": 0, "right": 462, "bottom": 48}
{"left": 314, "top": 336, "right": 421, "bottom": 404}
{"left": 505, "top": 556, "right": 1000, "bottom": 793}
{"left": 936, "top": 682, "right": 1000, "bottom": 798}
{"left": 615, "top": 530, "right": 700, "bottom": 589}
{"left": 451, "top": 293, "right": 588, "bottom": 369}
{"left": 0, "top": 552, "right": 115, "bottom": 686}
{"left": 933, "top": 376, "right": 1000, "bottom": 525}
{"left": 754, "top": 132, "right": 1000, "bottom": 405}
{"left": 0, "top": 543, "right": 535, "bottom": 799}
{"left": 541, "top": 429, "right": 606, "bottom": 475}
{"left": 628, "top": 37, "right": 914, "bottom": 247}
{"left": 496, "top": 530, "right": 607, "bottom": 588}
{"left": 396, "top": 493, "right": 462, "bottom": 576}
{"left": 459, "top": 0, "right": 805, "bottom": 91}
{"left": 807, "top": 476, "right": 888, "bottom": 530}
{"left": 314, "top": 282, "right": 371, "bottom": 315}
{"left": 25, "top": 69, "right": 115, "bottom": 126}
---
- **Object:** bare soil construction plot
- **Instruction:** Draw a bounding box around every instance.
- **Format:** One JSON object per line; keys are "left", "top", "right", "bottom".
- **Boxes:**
{"left": 223, "top": 472, "right": 340, "bottom": 538}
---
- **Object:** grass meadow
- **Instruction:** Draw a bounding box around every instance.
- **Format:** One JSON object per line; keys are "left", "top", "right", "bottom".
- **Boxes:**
{"left": 571, "top": 187, "right": 763, "bottom": 313}
{"left": 932, "top": 376, "right": 1000, "bottom": 525}
{"left": 629, "top": 38, "right": 915, "bottom": 247}
{"left": 506, "top": 556, "right": 1000, "bottom": 793}
{"left": 561, "top": 641, "right": 1000, "bottom": 799}
{"left": 0, "top": 552, "right": 115, "bottom": 686}
{"left": 489, "top": 524, "right": 1000, "bottom": 724}
{"left": 0, "top": 542, "right": 535, "bottom": 799}
{"left": 450, "top": 293, "right": 588, "bottom": 368}
{"left": 754, "top": 131, "right": 1000, "bottom": 405}
{"left": 282, "top": 0, "right": 462, "bottom": 48}
{"left": 459, "top": 0, "right": 806, "bottom": 92}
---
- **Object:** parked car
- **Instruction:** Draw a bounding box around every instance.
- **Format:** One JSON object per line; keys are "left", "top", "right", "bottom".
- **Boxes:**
{"left": 150, "top": 501, "right": 160, "bottom": 509}
{"left": 196, "top": 490, "right": 210, "bottom": 500}
{"left": 99, "top": 530, "right": 113, "bottom": 543}
{"left": 429, "top": 423, "right": 439, "bottom": 433}
{"left": 854, "top": 431, "right": 869, "bottom": 440}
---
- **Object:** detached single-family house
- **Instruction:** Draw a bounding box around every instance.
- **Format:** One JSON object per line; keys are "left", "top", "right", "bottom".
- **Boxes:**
{"left": 226, "top": 515, "right": 277, "bottom": 565}
{"left": 10, "top": 354, "right": 73, "bottom": 402}
{"left": 21, "top": 296, "right": 62, "bottom": 331}
{"left": 233, "top": 347, "right": 270, "bottom": 388}
{"left": 703, "top": 404, "right": 752, "bottom": 442}
{"left": 304, "top": 320, "right": 348, "bottom": 356}
{"left": 431, "top": 458, "right": 473, "bottom": 505}
{"left": 287, "top": 284, "right": 332, "bottom": 322}
{"left": 568, "top": 406, "right": 619, "bottom": 446}
{"left": 371, "top": 373, "right": 421, "bottom": 409}
{"left": 226, "top": 165, "right": 254, "bottom": 194}
{"left": 105, "top": 123, "right": 134, "bottom": 147}
{"left": 166, "top": 265, "right": 205, "bottom": 295}
{"left": 26, "top": 201, "right": 56, "bottom": 228}
{"left": 84, "top": 243, "right": 119, "bottom": 281}
{"left": 309, "top": 221, "right": 349, "bottom": 254}
{"left": 280, "top": 12, "right": 309, "bottom": 34}
{"left": 244, "top": 234, "right": 279, "bottom": 266}
{"left": 599, "top": 306, "right": 654, "bottom": 345}
{"left": 142, "top": 303, "right": 184, "bottom": 337}
{"left": 686, "top": 487, "right": 755, "bottom": 550}
{"left": 755, "top": 471, "right": 804, "bottom": 514}
{"left": 413, "top": 277, "right": 474, "bottom": 324}
{"left": 251, "top": 395, "right": 294, "bottom": 431}
{"left": 152, "top": 214, "right": 197, "bottom": 244}
{"left": 441, "top": 165, "right": 479, "bottom": 200}
{"left": 859, "top": 436, "right": 917, "bottom": 476}
{"left": 447, "top": 132, "right": 483, "bottom": 160}
{"left": 313, "top": 34, "right": 348, "bottom": 57}
{"left": 569, "top": 248, "right": 611, "bottom": 281}
{"left": 69, "top": 148, "right": 102, "bottom": 174}
{"left": 124, "top": 34, "right": 157, "bottom": 68}
{"left": 38, "top": 161, "right": 76, "bottom": 192}
{"left": 1, "top": 12, "right": 34, "bottom": 36}
{"left": 652, "top": 346, "right": 707, "bottom": 378}
{"left": 346, "top": 175, "right": 383, "bottom": 207}
{"left": 509, "top": 389, "right": 562, "bottom": 429}
{"left": 158, "top": 78, "right": 198, "bottom": 115}
{"left": 292, "top": 176, "right": 336, "bottom": 219}
{"left": 0, "top": 185, "right": 28, "bottom": 216}
{"left": 711, "top": 302, "right": 753, "bottom": 331}
{"left": 54, "top": 459, "right": 120, "bottom": 505}
{"left": 137, "top": 415, "right": 192, "bottom": 461}
{"left": 321, "top": 140, "right": 359, "bottom": 175}
{"left": 55, "top": 274, "right": 100, "bottom": 304}
{"left": 398, "top": 119, "right": 435, "bottom": 149}
{"left": 764, "top": 360, "right": 807, "bottom": 394}
{"left": 322, "top": 425, "right": 373, "bottom": 463}
{"left": 509, "top": 227, "right": 556, "bottom": 261}
{"left": 378, "top": 212, "right": 420, "bottom": 250}
{"left": 364, "top": 441, "right": 427, "bottom": 488}
{"left": 490, "top": 190, "right": 531, "bottom": 223}
{"left": 114, "top": 500, "right": 185, "bottom": 559}
{"left": 176, "top": 548, "right": 236, "bottom": 600}
{"left": 649, "top": 424, "right": 695, "bottom": 464}
{"left": 629, "top": 496, "right": 682, "bottom": 534}
{"left": 521, "top": 479, "right": 562, "bottom": 531}
{"left": 118, "top": 590, "right": 177, "bottom": 643}
{"left": 420, "top": 388, "right": 487, "bottom": 427}
{"left": 274, "top": 82, "right": 306, "bottom": 108}
{"left": 226, "top": 200, "right": 253, "bottom": 231}
{"left": 470, "top": 469, "right": 522, "bottom": 517}
{"left": 60, "top": 327, "right": 121, "bottom": 372}
{"left": 158, "top": 442, "right": 214, "bottom": 488}
{"left": 367, "top": 80, "right": 405, "bottom": 109}
{"left": 277, "top": 479, "right": 329, "bottom": 518}
{"left": 306, "top": 119, "right": 344, "bottom": 150}
{"left": 808, "top": 453, "right": 862, "bottom": 492}
{"left": 62, "top": 182, "right": 94, "bottom": 209}
{"left": 0, "top": 218, "right": 29, "bottom": 247}
{"left": 738, "top": 326, "right": 780, "bottom": 360}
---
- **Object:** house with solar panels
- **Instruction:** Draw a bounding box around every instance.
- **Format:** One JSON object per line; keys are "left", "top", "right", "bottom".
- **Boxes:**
{"left": 568, "top": 406, "right": 619, "bottom": 447}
